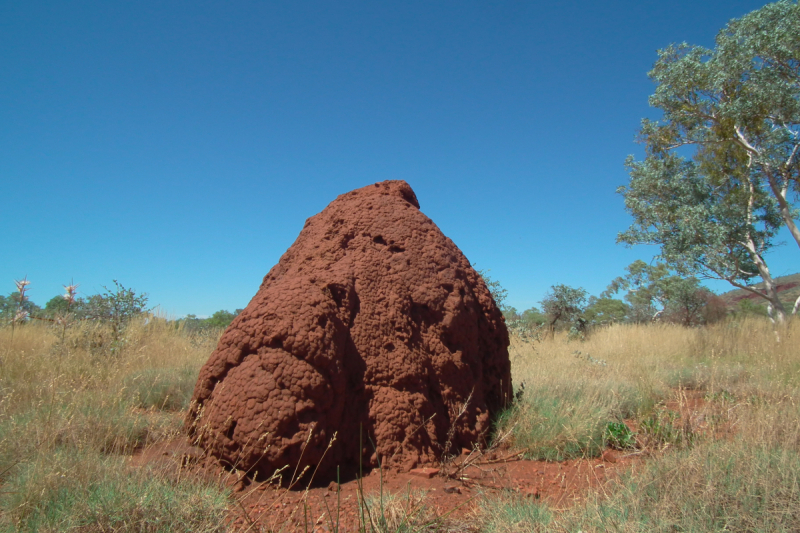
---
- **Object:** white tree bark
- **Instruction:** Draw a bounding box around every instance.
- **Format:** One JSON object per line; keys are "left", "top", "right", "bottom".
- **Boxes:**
{"left": 741, "top": 175, "right": 788, "bottom": 323}
{"left": 734, "top": 126, "right": 800, "bottom": 251}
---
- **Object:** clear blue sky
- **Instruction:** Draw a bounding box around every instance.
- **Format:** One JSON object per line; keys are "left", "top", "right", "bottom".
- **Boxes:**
{"left": 2, "top": 0, "right": 795, "bottom": 317}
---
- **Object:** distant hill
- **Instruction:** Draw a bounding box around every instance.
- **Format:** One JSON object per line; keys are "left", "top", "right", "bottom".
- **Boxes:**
{"left": 717, "top": 272, "right": 800, "bottom": 311}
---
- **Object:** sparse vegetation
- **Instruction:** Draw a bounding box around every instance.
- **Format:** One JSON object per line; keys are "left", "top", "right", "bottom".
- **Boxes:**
{"left": 487, "top": 317, "right": 800, "bottom": 531}
{"left": 1, "top": 273, "right": 798, "bottom": 532}
{"left": 0, "top": 314, "right": 231, "bottom": 532}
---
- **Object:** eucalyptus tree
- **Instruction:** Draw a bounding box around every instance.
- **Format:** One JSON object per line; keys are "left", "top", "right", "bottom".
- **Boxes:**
{"left": 603, "top": 260, "right": 710, "bottom": 325}
{"left": 619, "top": 1, "right": 800, "bottom": 322}
{"left": 583, "top": 297, "right": 629, "bottom": 326}
{"left": 540, "top": 284, "right": 587, "bottom": 337}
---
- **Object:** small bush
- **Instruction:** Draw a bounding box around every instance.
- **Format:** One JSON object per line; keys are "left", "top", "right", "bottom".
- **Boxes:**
{"left": 497, "top": 393, "right": 609, "bottom": 461}
{"left": 604, "top": 421, "right": 636, "bottom": 450}
{"left": 639, "top": 408, "right": 696, "bottom": 450}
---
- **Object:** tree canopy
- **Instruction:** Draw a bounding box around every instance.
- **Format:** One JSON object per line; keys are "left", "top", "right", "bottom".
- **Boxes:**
{"left": 618, "top": 1, "right": 800, "bottom": 322}
{"left": 584, "top": 297, "right": 629, "bottom": 326}
{"left": 603, "top": 260, "right": 722, "bottom": 327}
{"left": 540, "top": 284, "right": 587, "bottom": 337}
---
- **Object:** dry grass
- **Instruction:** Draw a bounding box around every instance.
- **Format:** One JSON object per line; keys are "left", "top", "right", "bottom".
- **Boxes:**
{"left": 362, "top": 487, "right": 474, "bottom": 533}
{"left": 0, "top": 317, "right": 230, "bottom": 532}
{"left": 486, "top": 317, "right": 800, "bottom": 531}
{"left": 2, "top": 314, "right": 798, "bottom": 531}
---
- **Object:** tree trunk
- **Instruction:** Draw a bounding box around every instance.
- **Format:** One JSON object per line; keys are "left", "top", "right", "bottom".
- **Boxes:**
{"left": 751, "top": 253, "right": 787, "bottom": 323}
{"left": 740, "top": 174, "right": 787, "bottom": 323}
{"left": 765, "top": 171, "right": 800, "bottom": 251}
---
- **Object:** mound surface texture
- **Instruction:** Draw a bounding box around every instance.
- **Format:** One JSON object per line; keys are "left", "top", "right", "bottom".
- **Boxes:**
{"left": 186, "top": 180, "right": 511, "bottom": 480}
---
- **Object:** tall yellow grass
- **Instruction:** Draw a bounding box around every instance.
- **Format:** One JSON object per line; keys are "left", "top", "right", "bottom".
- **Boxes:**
{"left": 511, "top": 318, "right": 800, "bottom": 397}
{"left": 486, "top": 318, "right": 800, "bottom": 531}
{"left": 0, "top": 317, "right": 229, "bottom": 532}
{"left": 2, "top": 315, "right": 798, "bottom": 531}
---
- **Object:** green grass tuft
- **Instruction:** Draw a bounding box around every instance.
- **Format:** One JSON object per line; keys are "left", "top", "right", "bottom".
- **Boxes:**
{"left": 0, "top": 449, "right": 230, "bottom": 532}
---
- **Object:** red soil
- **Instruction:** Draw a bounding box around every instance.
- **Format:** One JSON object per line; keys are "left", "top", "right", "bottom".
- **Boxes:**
{"left": 137, "top": 389, "right": 725, "bottom": 530}
{"left": 136, "top": 438, "right": 642, "bottom": 532}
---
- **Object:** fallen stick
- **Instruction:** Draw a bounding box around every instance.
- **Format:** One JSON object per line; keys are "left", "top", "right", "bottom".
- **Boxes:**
{"left": 476, "top": 449, "right": 528, "bottom": 465}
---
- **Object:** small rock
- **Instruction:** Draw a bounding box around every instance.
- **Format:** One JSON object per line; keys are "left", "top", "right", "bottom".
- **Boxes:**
{"left": 601, "top": 450, "right": 617, "bottom": 463}
{"left": 461, "top": 448, "right": 471, "bottom": 455}
{"left": 443, "top": 485, "right": 461, "bottom": 494}
{"left": 327, "top": 481, "right": 338, "bottom": 491}
{"left": 409, "top": 467, "right": 439, "bottom": 479}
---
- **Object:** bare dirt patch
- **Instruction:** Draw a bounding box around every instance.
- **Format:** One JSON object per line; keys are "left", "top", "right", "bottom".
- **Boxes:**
{"left": 131, "top": 387, "right": 747, "bottom": 531}
{"left": 132, "top": 434, "right": 643, "bottom": 532}
{"left": 232, "top": 449, "right": 644, "bottom": 531}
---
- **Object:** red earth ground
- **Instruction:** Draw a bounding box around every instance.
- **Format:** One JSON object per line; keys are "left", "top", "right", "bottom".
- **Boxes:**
{"left": 135, "top": 436, "right": 644, "bottom": 532}
{"left": 134, "top": 390, "right": 725, "bottom": 531}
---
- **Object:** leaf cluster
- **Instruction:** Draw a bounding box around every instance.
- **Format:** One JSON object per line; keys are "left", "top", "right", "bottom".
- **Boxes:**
{"left": 619, "top": 0, "right": 800, "bottom": 319}
{"left": 603, "top": 260, "right": 723, "bottom": 326}
{"left": 0, "top": 293, "right": 42, "bottom": 323}
{"left": 179, "top": 309, "right": 241, "bottom": 332}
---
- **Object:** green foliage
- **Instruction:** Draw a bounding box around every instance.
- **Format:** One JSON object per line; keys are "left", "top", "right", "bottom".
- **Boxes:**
{"left": 737, "top": 298, "right": 770, "bottom": 317}
{"left": 521, "top": 306, "right": 547, "bottom": 326}
{"left": 619, "top": 1, "right": 800, "bottom": 320}
{"left": 604, "top": 260, "right": 718, "bottom": 326}
{"left": 179, "top": 309, "right": 240, "bottom": 332}
{"left": 40, "top": 280, "right": 149, "bottom": 328}
{"left": 618, "top": 157, "right": 778, "bottom": 299}
{"left": 476, "top": 267, "right": 508, "bottom": 310}
{"left": 43, "top": 294, "right": 70, "bottom": 317}
{"left": 504, "top": 306, "right": 547, "bottom": 342}
{"left": 205, "top": 310, "right": 236, "bottom": 329}
{"left": 0, "top": 292, "right": 41, "bottom": 323}
{"left": 98, "top": 280, "right": 149, "bottom": 324}
{"left": 501, "top": 306, "right": 518, "bottom": 321}
{"left": 584, "top": 297, "right": 629, "bottom": 326}
{"left": 604, "top": 421, "right": 636, "bottom": 450}
{"left": 540, "top": 284, "right": 587, "bottom": 336}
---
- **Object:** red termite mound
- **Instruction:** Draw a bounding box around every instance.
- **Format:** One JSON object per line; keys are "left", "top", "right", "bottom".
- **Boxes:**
{"left": 186, "top": 180, "right": 511, "bottom": 481}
